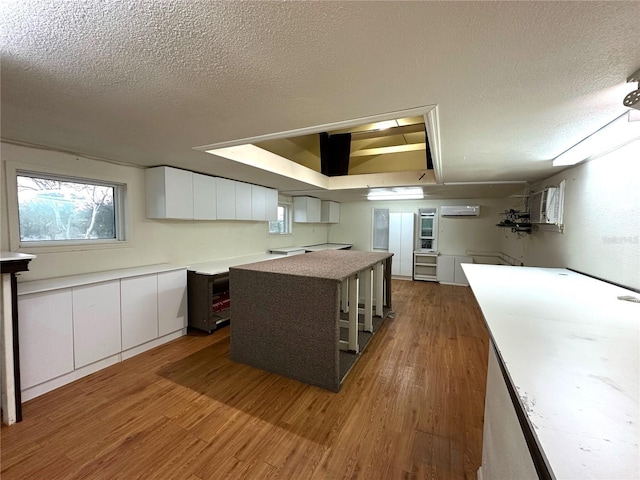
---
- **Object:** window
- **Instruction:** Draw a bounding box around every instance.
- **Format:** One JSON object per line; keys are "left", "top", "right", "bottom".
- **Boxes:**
{"left": 16, "top": 173, "right": 124, "bottom": 244}
{"left": 372, "top": 208, "right": 389, "bottom": 249}
{"left": 269, "top": 203, "right": 292, "bottom": 235}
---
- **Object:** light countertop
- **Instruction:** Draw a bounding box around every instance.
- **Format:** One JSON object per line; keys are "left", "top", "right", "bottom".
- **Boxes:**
{"left": 303, "top": 243, "right": 353, "bottom": 252}
{"left": 188, "top": 253, "right": 285, "bottom": 275}
{"left": 463, "top": 264, "right": 639, "bottom": 479}
{"left": 232, "top": 250, "right": 391, "bottom": 282}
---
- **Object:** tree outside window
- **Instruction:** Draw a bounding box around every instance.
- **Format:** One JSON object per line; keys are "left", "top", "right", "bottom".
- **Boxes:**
{"left": 17, "top": 174, "right": 119, "bottom": 242}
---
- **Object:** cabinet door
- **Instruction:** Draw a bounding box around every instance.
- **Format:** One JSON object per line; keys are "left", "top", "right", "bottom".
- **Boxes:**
{"left": 389, "top": 213, "right": 402, "bottom": 276}
{"left": 72, "top": 280, "right": 121, "bottom": 368}
{"left": 18, "top": 289, "right": 74, "bottom": 389}
{"left": 454, "top": 256, "right": 473, "bottom": 285}
{"left": 400, "top": 212, "right": 414, "bottom": 276}
{"left": 216, "top": 178, "right": 236, "bottom": 220}
{"left": 264, "top": 188, "right": 278, "bottom": 221}
{"left": 293, "top": 196, "right": 321, "bottom": 222}
{"left": 251, "top": 185, "right": 266, "bottom": 221}
{"left": 158, "top": 270, "right": 187, "bottom": 337}
{"left": 145, "top": 166, "right": 193, "bottom": 219}
{"left": 235, "top": 182, "right": 252, "bottom": 220}
{"left": 193, "top": 173, "right": 217, "bottom": 220}
{"left": 321, "top": 201, "right": 340, "bottom": 223}
{"left": 437, "top": 255, "right": 455, "bottom": 283}
{"left": 121, "top": 275, "right": 158, "bottom": 350}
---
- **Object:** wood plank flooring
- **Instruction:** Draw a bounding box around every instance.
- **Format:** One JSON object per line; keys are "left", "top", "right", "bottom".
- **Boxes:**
{"left": 1, "top": 280, "right": 489, "bottom": 479}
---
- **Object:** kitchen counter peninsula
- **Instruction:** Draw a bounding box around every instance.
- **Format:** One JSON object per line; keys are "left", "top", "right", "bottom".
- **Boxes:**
{"left": 229, "top": 250, "right": 393, "bottom": 391}
{"left": 463, "top": 264, "right": 639, "bottom": 480}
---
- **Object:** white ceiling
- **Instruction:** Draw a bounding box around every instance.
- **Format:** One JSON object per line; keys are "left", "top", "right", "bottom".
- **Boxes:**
{"left": 2, "top": 1, "right": 639, "bottom": 201}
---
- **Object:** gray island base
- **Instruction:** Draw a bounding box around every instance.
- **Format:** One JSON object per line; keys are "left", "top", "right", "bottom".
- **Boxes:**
{"left": 229, "top": 250, "right": 393, "bottom": 392}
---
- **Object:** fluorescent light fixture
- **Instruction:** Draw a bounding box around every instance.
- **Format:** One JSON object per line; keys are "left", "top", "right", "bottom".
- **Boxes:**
{"left": 367, "top": 187, "right": 424, "bottom": 201}
{"left": 553, "top": 112, "right": 640, "bottom": 166}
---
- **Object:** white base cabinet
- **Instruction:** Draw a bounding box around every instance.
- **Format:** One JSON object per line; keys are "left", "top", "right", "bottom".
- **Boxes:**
{"left": 413, "top": 251, "right": 438, "bottom": 281}
{"left": 158, "top": 270, "right": 187, "bottom": 337}
{"left": 437, "top": 255, "right": 473, "bottom": 285}
{"left": 18, "top": 290, "right": 74, "bottom": 390}
{"left": 17, "top": 267, "right": 187, "bottom": 401}
{"left": 121, "top": 275, "right": 159, "bottom": 351}
{"left": 72, "top": 280, "right": 121, "bottom": 369}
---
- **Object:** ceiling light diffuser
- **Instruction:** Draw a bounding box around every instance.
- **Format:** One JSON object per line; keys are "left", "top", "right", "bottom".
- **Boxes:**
{"left": 367, "top": 187, "right": 424, "bottom": 201}
{"left": 552, "top": 112, "right": 640, "bottom": 166}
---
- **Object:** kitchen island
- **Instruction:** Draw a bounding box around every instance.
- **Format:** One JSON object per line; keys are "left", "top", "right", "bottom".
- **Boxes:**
{"left": 463, "top": 264, "right": 639, "bottom": 480}
{"left": 229, "top": 250, "right": 392, "bottom": 391}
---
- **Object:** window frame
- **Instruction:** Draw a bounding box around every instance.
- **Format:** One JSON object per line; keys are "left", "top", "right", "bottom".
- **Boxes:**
{"left": 268, "top": 202, "right": 292, "bottom": 236}
{"left": 6, "top": 162, "right": 129, "bottom": 252}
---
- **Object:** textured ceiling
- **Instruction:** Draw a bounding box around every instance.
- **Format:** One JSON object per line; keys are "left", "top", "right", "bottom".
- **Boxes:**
{"left": 2, "top": 1, "right": 639, "bottom": 200}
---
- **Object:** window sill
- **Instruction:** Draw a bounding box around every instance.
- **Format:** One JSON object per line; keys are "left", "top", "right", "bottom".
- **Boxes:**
{"left": 17, "top": 240, "right": 133, "bottom": 254}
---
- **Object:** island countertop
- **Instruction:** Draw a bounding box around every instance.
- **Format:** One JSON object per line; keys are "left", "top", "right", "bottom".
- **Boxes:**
{"left": 231, "top": 249, "right": 391, "bottom": 282}
{"left": 463, "top": 264, "right": 639, "bottom": 479}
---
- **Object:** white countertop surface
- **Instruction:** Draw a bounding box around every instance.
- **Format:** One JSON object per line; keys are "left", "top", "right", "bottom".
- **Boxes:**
{"left": 0, "top": 252, "right": 36, "bottom": 262}
{"left": 18, "top": 263, "right": 186, "bottom": 295}
{"left": 303, "top": 243, "right": 353, "bottom": 252}
{"left": 188, "top": 253, "right": 285, "bottom": 275}
{"left": 463, "top": 264, "right": 639, "bottom": 479}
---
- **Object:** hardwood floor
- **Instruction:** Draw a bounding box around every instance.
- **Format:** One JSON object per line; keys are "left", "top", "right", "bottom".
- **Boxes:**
{"left": 1, "top": 280, "right": 489, "bottom": 479}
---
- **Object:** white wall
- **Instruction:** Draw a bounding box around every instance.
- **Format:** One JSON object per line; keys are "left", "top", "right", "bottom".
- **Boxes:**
{"left": 502, "top": 140, "right": 640, "bottom": 290}
{"left": 1, "top": 143, "right": 329, "bottom": 282}
{"left": 328, "top": 198, "right": 511, "bottom": 256}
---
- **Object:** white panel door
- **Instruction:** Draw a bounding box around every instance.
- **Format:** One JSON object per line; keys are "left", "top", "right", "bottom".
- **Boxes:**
{"left": 216, "top": 178, "right": 236, "bottom": 220}
{"left": 157, "top": 270, "right": 187, "bottom": 337}
{"left": 235, "top": 182, "right": 252, "bottom": 220}
{"left": 264, "top": 188, "right": 278, "bottom": 221}
{"left": 389, "top": 213, "right": 402, "bottom": 276}
{"left": 18, "top": 289, "right": 74, "bottom": 389}
{"left": 454, "top": 256, "right": 473, "bottom": 285}
{"left": 251, "top": 185, "right": 266, "bottom": 221}
{"left": 193, "top": 173, "right": 217, "bottom": 220}
{"left": 400, "top": 212, "right": 414, "bottom": 276}
{"left": 72, "top": 280, "right": 121, "bottom": 368}
{"left": 437, "top": 255, "right": 456, "bottom": 283}
{"left": 121, "top": 275, "right": 158, "bottom": 350}
{"left": 145, "top": 166, "right": 194, "bottom": 219}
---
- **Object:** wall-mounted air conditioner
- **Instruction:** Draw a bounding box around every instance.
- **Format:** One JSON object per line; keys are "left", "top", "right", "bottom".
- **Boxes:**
{"left": 440, "top": 205, "right": 480, "bottom": 217}
{"left": 530, "top": 187, "right": 562, "bottom": 224}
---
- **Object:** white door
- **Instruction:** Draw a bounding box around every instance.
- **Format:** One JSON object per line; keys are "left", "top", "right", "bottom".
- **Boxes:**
{"left": 72, "top": 280, "right": 121, "bottom": 368}
{"left": 157, "top": 270, "right": 187, "bottom": 337}
{"left": 121, "top": 275, "right": 158, "bottom": 350}
{"left": 18, "top": 289, "right": 74, "bottom": 389}
{"left": 389, "top": 213, "right": 402, "bottom": 276}
{"left": 400, "top": 212, "right": 414, "bottom": 276}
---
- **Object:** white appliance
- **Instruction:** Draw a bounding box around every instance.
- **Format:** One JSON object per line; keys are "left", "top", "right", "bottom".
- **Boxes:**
{"left": 440, "top": 205, "right": 480, "bottom": 216}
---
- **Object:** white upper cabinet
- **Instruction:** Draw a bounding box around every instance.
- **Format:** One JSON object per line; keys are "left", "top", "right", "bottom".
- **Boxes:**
{"left": 145, "top": 166, "right": 194, "bottom": 219}
{"left": 265, "top": 188, "right": 278, "bottom": 221}
{"left": 235, "top": 182, "right": 252, "bottom": 220}
{"left": 193, "top": 173, "right": 217, "bottom": 220}
{"left": 321, "top": 201, "right": 340, "bottom": 223}
{"left": 146, "top": 167, "right": 279, "bottom": 222}
{"left": 216, "top": 178, "right": 236, "bottom": 220}
{"left": 251, "top": 185, "right": 266, "bottom": 221}
{"left": 293, "top": 196, "right": 321, "bottom": 223}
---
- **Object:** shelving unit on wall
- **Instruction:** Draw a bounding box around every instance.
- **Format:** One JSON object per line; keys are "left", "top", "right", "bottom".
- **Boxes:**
{"left": 413, "top": 251, "right": 438, "bottom": 281}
